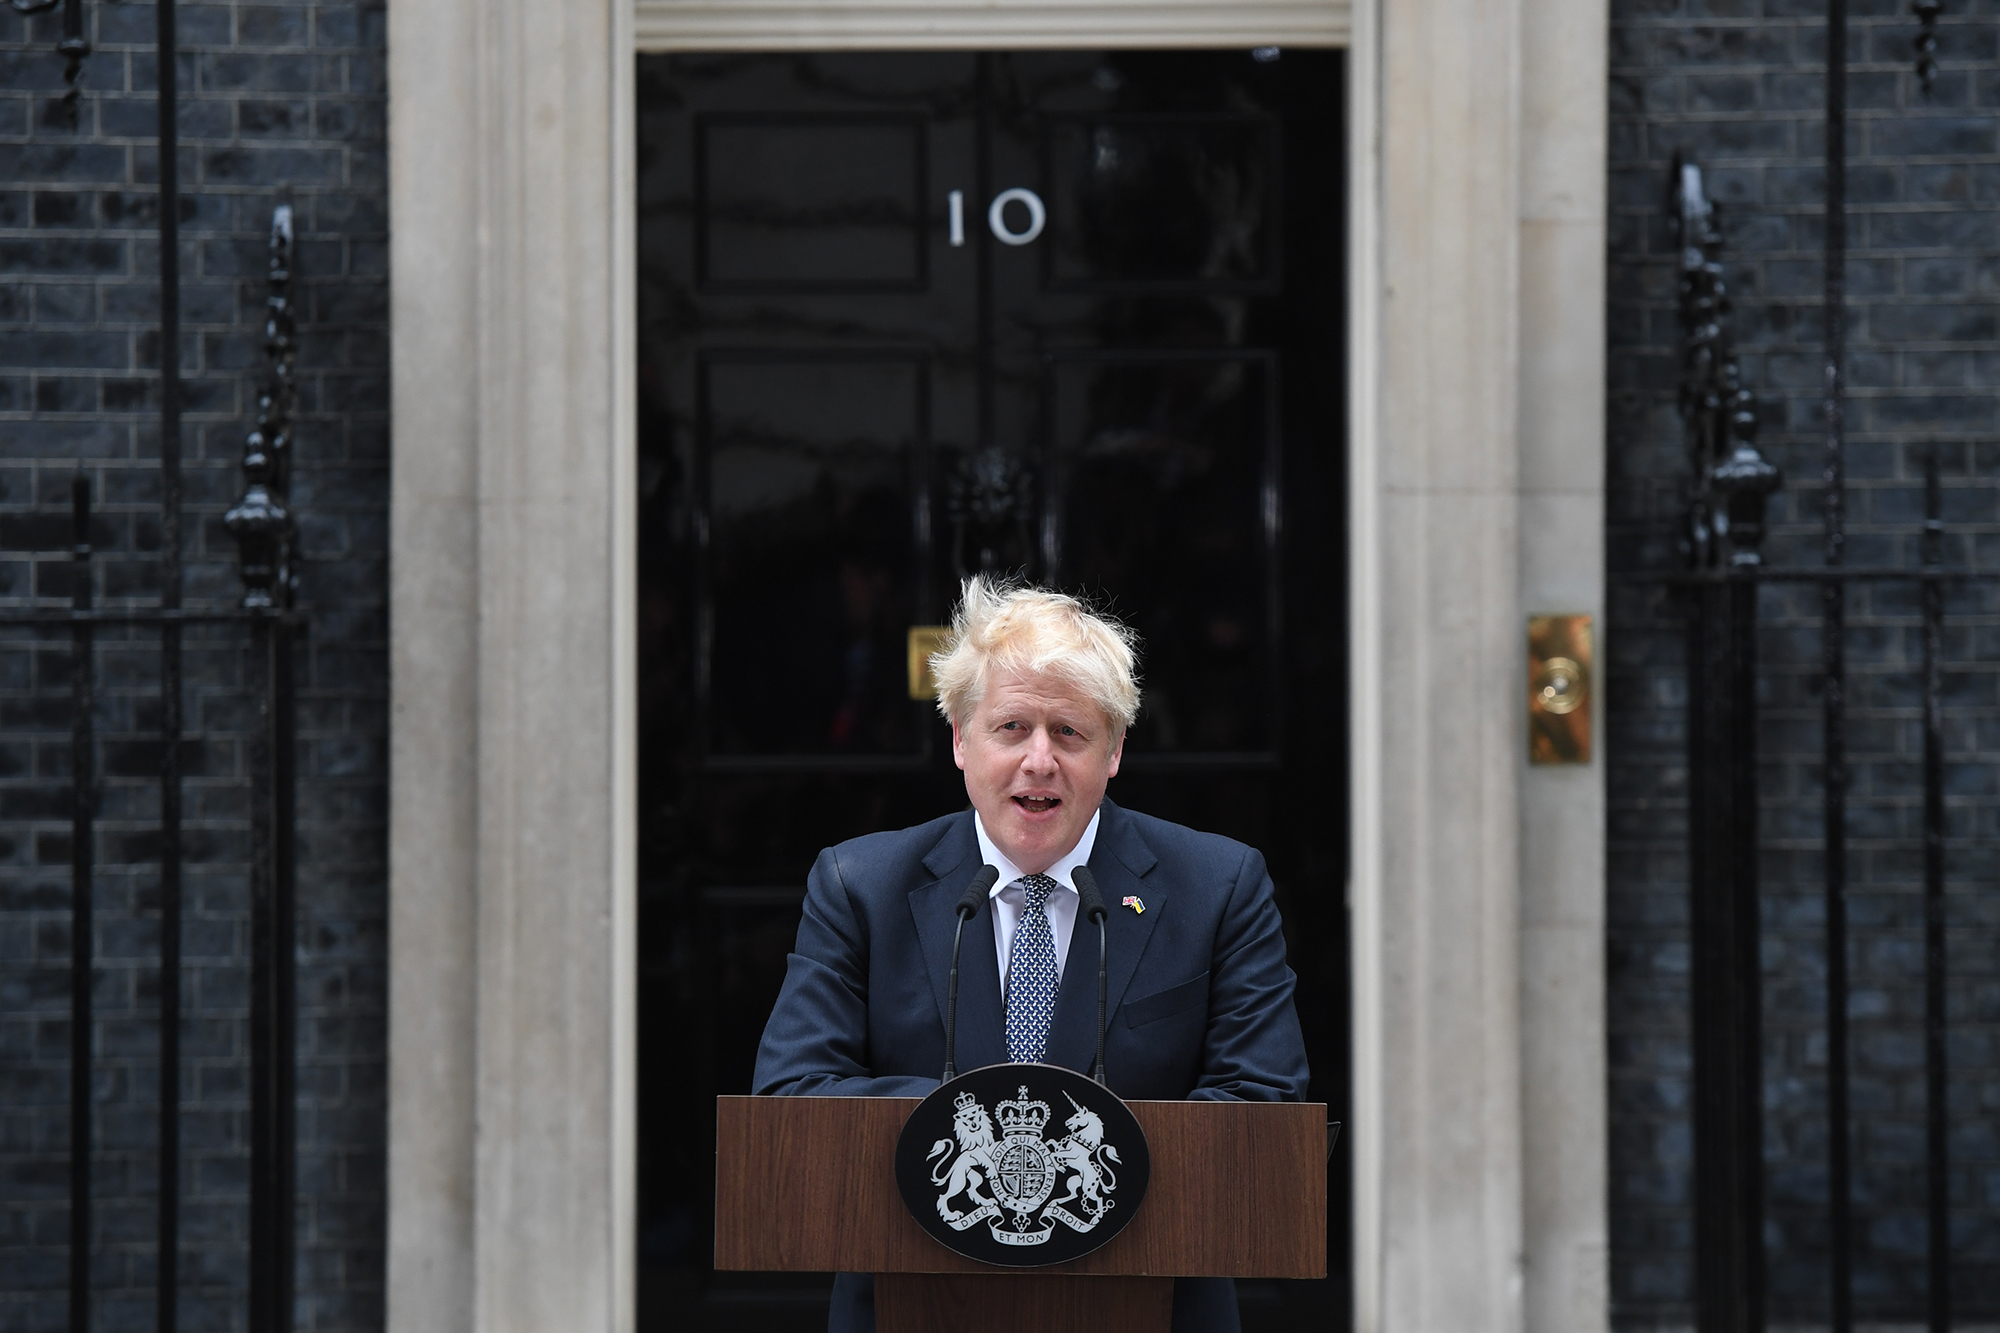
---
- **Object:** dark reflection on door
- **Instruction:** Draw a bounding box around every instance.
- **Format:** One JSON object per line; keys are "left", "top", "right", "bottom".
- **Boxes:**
{"left": 637, "top": 49, "right": 1347, "bottom": 1333}
{"left": 703, "top": 352, "right": 929, "bottom": 757}
{"left": 1052, "top": 351, "right": 1279, "bottom": 755}
{"left": 1045, "top": 115, "right": 1280, "bottom": 288}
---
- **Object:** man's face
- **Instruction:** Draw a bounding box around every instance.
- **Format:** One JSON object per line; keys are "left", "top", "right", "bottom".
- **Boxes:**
{"left": 952, "top": 668, "right": 1124, "bottom": 875}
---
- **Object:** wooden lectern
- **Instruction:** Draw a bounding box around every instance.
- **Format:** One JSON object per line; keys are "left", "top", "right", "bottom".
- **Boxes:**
{"left": 716, "top": 1095, "right": 1327, "bottom": 1333}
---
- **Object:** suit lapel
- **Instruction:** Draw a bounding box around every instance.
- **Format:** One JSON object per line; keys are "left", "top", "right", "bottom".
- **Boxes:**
{"left": 910, "top": 814, "right": 1008, "bottom": 1075}
{"left": 1045, "top": 801, "right": 1164, "bottom": 1074}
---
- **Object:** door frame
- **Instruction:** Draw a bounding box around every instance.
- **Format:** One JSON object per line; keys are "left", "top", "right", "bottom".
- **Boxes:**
{"left": 384, "top": 3, "right": 1610, "bottom": 1332}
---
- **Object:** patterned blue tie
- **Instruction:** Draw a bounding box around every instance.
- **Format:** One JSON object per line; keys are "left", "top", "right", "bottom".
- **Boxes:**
{"left": 1005, "top": 873, "right": 1061, "bottom": 1063}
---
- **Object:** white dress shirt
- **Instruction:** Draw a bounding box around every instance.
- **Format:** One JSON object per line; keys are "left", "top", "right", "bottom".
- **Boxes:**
{"left": 974, "top": 807, "right": 1101, "bottom": 998}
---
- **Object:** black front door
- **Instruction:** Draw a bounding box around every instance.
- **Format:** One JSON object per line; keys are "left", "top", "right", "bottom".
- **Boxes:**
{"left": 635, "top": 48, "right": 1347, "bottom": 1332}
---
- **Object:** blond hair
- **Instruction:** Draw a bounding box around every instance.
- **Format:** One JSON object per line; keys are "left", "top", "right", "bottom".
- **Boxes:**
{"left": 930, "top": 576, "right": 1141, "bottom": 735}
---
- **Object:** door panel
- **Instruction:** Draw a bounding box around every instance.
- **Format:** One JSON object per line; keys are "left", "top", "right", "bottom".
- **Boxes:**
{"left": 701, "top": 351, "right": 931, "bottom": 759}
{"left": 698, "top": 115, "right": 930, "bottom": 290}
{"left": 637, "top": 49, "right": 1347, "bottom": 1333}
{"left": 1049, "top": 350, "right": 1280, "bottom": 757}
{"left": 1043, "top": 114, "right": 1282, "bottom": 289}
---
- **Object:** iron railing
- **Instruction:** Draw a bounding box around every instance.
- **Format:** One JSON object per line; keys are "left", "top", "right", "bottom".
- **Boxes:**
{"left": 1648, "top": 7, "right": 1993, "bottom": 1327}
{"left": 8, "top": 0, "right": 303, "bottom": 1328}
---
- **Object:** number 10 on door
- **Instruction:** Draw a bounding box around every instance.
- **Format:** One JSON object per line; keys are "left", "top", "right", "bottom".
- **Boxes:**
{"left": 948, "top": 189, "right": 1047, "bottom": 247}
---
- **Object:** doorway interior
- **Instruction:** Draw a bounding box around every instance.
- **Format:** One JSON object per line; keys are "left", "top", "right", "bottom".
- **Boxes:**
{"left": 633, "top": 48, "right": 1349, "bottom": 1331}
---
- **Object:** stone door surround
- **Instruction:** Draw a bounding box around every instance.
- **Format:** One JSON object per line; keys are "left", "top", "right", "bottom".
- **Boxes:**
{"left": 384, "top": 2, "right": 1608, "bottom": 1332}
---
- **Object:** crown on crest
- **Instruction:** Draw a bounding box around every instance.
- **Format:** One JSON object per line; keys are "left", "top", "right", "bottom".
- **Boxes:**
{"left": 953, "top": 1089, "right": 980, "bottom": 1114}
{"left": 995, "top": 1086, "right": 1050, "bottom": 1135}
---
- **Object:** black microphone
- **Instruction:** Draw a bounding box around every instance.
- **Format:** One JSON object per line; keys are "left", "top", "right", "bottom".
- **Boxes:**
{"left": 943, "top": 864, "right": 1000, "bottom": 1082}
{"left": 1072, "top": 865, "right": 1110, "bottom": 1086}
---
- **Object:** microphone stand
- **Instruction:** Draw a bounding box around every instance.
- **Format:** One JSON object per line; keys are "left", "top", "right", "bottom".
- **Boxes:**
{"left": 943, "top": 865, "right": 1000, "bottom": 1083}
{"left": 1072, "top": 866, "right": 1110, "bottom": 1086}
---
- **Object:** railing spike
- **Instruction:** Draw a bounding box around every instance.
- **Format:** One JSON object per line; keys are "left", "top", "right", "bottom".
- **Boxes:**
{"left": 225, "top": 204, "right": 299, "bottom": 610}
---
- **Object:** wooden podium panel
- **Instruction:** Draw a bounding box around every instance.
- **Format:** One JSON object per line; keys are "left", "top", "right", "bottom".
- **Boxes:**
{"left": 713, "top": 1095, "right": 1327, "bottom": 1278}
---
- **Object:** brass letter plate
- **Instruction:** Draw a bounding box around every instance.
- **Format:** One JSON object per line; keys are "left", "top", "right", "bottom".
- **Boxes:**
{"left": 907, "top": 625, "right": 951, "bottom": 701}
{"left": 1528, "top": 614, "right": 1593, "bottom": 765}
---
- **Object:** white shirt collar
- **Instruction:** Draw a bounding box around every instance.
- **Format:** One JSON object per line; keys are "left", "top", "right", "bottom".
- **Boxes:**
{"left": 972, "top": 807, "right": 1102, "bottom": 897}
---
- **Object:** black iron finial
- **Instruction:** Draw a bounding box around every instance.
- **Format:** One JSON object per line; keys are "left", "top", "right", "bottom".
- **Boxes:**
{"left": 1711, "top": 443, "right": 1782, "bottom": 566}
{"left": 56, "top": 0, "right": 89, "bottom": 123}
{"left": 1913, "top": 0, "right": 1942, "bottom": 96}
{"left": 224, "top": 204, "right": 299, "bottom": 609}
{"left": 11, "top": 0, "right": 90, "bottom": 126}
{"left": 57, "top": 37, "right": 89, "bottom": 118}
{"left": 1673, "top": 156, "right": 1782, "bottom": 570}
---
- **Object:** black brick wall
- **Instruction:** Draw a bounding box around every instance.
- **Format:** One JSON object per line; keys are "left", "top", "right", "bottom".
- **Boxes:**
{"left": 0, "top": 3, "right": 386, "bottom": 1331}
{"left": 1609, "top": 1, "right": 2000, "bottom": 1326}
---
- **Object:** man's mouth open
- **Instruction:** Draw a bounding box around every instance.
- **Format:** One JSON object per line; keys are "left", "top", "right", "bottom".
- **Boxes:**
{"left": 1013, "top": 795, "right": 1061, "bottom": 814}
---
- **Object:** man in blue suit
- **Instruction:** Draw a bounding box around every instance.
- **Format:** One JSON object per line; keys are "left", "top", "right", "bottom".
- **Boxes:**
{"left": 754, "top": 577, "right": 1311, "bottom": 1333}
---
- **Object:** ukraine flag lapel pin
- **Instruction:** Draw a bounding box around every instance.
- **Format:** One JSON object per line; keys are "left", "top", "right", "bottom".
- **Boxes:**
{"left": 1121, "top": 895, "right": 1145, "bottom": 915}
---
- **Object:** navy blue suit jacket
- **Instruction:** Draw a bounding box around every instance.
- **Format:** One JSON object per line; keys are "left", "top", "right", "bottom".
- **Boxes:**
{"left": 752, "top": 800, "right": 1311, "bottom": 1331}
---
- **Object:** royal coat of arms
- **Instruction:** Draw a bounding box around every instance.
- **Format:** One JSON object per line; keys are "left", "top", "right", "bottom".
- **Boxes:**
{"left": 896, "top": 1063, "right": 1150, "bottom": 1266}
{"left": 929, "top": 1084, "right": 1121, "bottom": 1243}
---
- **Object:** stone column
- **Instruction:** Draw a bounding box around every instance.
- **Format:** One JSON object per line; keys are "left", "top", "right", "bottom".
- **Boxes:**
{"left": 1517, "top": 0, "right": 1610, "bottom": 1328}
{"left": 386, "top": 0, "right": 637, "bottom": 1330}
{"left": 1350, "top": 0, "right": 1608, "bottom": 1328}
{"left": 1356, "top": 0, "right": 1531, "bottom": 1307}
